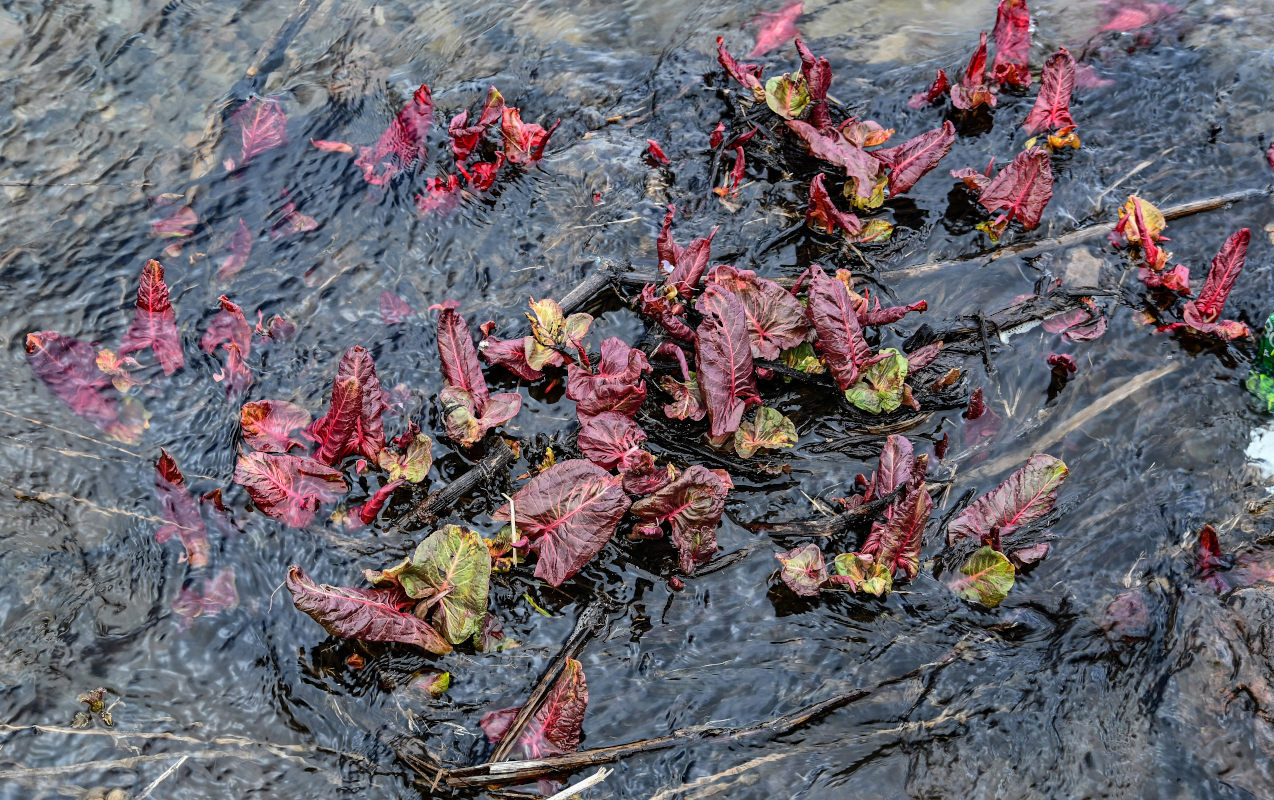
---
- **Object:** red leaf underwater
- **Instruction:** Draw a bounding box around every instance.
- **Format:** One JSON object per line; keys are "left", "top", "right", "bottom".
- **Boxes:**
{"left": 26, "top": 331, "right": 136, "bottom": 439}
{"left": 1023, "top": 49, "right": 1077, "bottom": 134}
{"left": 355, "top": 83, "right": 434, "bottom": 185}
{"left": 991, "top": 0, "right": 1032, "bottom": 88}
{"left": 228, "top": 97, "right": 287, "bottom": 169}
{"left": 448, "top": 87, "right": 505, "bottom": 165}
{"left": 481, "top": 658, "right": 588, "bottom": 759}
{"left": 120, "top": 260, "right": 184, "bottom": 375}
{"left": 155, "top": 449, "right": 211, "bottom": 567}
{"left": 502, "top": 106, "right": 559, "bottom": 166}
{"left": 240, "top": 400, "right": 312, "bottom": 453}
{"left": 234, "top": 451, "right": 348, "bottom": 527}
{"left": 749, "top": 1, "right": 803, "bottom": 58}
{"left": 379, "top": 291, "right": 414, "bottom": 325}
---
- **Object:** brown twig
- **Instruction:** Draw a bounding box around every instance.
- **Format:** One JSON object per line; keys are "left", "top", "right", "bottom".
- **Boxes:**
{"left": 442, "top": 651, "right": 959, "bottom": 788}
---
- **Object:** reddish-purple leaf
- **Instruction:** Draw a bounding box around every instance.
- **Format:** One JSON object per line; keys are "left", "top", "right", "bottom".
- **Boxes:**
{"left": 908, "top": 69, "right": 950, "bottom": 109}
{"left": 200, "top": 295, "right": 252, "bottom": 355}
{"left": 268, "top": 201, "right": 318, "bottom": 239}
{"left": 978, "top": 147, "right": 1054, "bottom": 230}
{"left": 947, "top": 454, "right": 1068, "bottom": 544}
{"left": 240, "top": 400, "right": 312, "bottom": 453}
{"left": 1140, "top": 264, "right": 1191, "bottom": 294}
{"left": 438, "top": 308, "right": 489, "bottom": 409}
{"left": 1192, "top": 228, "right": 1250, "bottom": 323}
{"left": 694, "top": 285, "right": 761, "bottom": 438}
{"left": 638, "top": 284, "right": 695, "bottom": 342}
{"left": 481, "top": 658, "right": 587, "bottom": 758}
{"left": 906, "top": 341, "right": 943, "bottom": 371}
{"left": 120, "top": 260, "right": 184, "bottom": 375}
{"left": 448, "top": 87, "right": 504, "bottom": 165}
{"left": 806, "top": 173, "right": 863, "bottom": 238}
{"left": 657, "top": 205, "right": 717, "bottom": 297}
{"left": 155, "top": 449, "right": 211, "bottom": 568}
{"left": 871, "top": 434, "right": 915, "bottom": 500}
{"left": 502, "top": 106, "right": 559, "bottom": 165}
{"left": 805, "top": 266, "right": 873, "bottom": 391}
{"left": 872, "top": 121, "right": 956, "bottom": 195}
{"left": 951, "top": 32, "right": 997, "bottom": 109}
{"left": 786, "top": 121, "right": 885, "bottom": 206}
{"left": 795, "top": 37, "right": 833, "bottom": 130}
{"left": 379, "top": 291, "right": 413, "bottom": 325}
{"left": 229, "top": 97, "right": 287, "bottom": 168}
{"left": 618, "top": 449, "right": 672, "bottom": 496}
{"left": 150, "top": 205, "right": 196, "bottom": 238}
{"left": 858, "top": 297, "right": 927, "bottom": 327}
{"left": 1009, "top": 541, "right": 1052, "bottom": 569}
{"left": 1163, "top": 304, "right": 1251, "bottom": 340}
{"left": 492, "top": 460, "right": 631, "bottom": 586}
{"left": 415, "top": 175, "right": 462, "bottom": 215}
{"left": 286, "top": 565, "right": 450, "bottom": 653}
{"left": 1041, "top": 300, "right": 1107, "bottom": 341}
{"left": 630, "top": 464, "right": 731, "bottom": 574}
{"left": 577, "top": 412, "right": 647, "bottom": 471}
{"left": 173, "top": 567, "right": 238, "bottom": 622}
{"left": 716, "top": 37, "right": 766, "bottom": 100}
{"left": 1023, "top": 49, "right": 1077, "bottom": 134}
{"left": 441, "top": 387, "right": 521, "bottom": 447}
{"left": 213, "top": 342, "right": 253, "bottom": 400}
{"left": 354, "top": 478, "right": 405, "bottom": 526}
{"left": 659, "top": 374, "right": 707, "bottom": 422}
{"left": 235, "top": 452, "right": 348, "bottom": 527}
{"left": 646, "top": 139, "right": 672, "bottom": 166}
{"left": 218, "top": 218, "right": 253, "bottom": 279}
{"left": 749, "top": 0, "right": 802, "bottom": 57}
{"left": 1047, "top": 352, "right": 1078, "bottom": 373}
{"left": 307, "top": 346, "right": 387, "bottom": 465}
{"left": 706, "top": 265, "right": 812, "bottom": 360}
{"left": 862, "top": 483, "right": 933, "bottom": 580}
{"left": 355, "top": 83, "right": 433, "bottom": 185}
{"left": 991, "top": 0, "right": 1032, "bottom": 88}
{"left": 479, "top": 332, "right": 544, "bottom": 381}
{"left": 776, "top": 543, "right": 827, "bottom": 596}
{"left": 566, "top": 337, "right": 651, "bottom": 420}
{"left": 25, "top": 331, "right": 130, "bottom": 436}
{"left": 1098, "top": 0, "right": 1178, "bottom": 32}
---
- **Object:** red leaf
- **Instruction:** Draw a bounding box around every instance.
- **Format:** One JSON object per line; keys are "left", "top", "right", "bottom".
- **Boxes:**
{"left": 286, "top": 565, "right": 450, "bottom": 653}
{"left": 619, "top": 450, "right": 672, "bottom": 495}
{"left": 213, "top": 342, "right": 254, "bottom": 399}
{"left": 991, "top": 0, "right": 1032, "bottom": 88}
{"left": 965, "top": 387, "right": 988, "bottom": 420}
{"left": 946, "top": 454, "right": 1068, "bottom": 544}
{"left": 871, "top": 434, "right": 915, "bottom": 500}
{"left": 1098, "top": 1, "right": 1178, "bottom": 32}
{"left": 645, "top": 139, "right": 671, "bottom": 166}
{"left": 240, "top": 400, "right": 312, "bottom": 453}
{"left": 1023, "top": 49, "right": 1077, "bottom": 134}
{"left": 415, "top": 174, "right": 462, "bottom": 215}
{"left": 481, "top": 658, "right": 587, "bottom": 758}
{"left": 577, "top": 412, "right": 647, "bottom": 470}
{"left": 977, "top": 147, "right": 1054, "bottom": 230}
{"left": 862, "top": 482, "right": 933, "bottom": 580}
{"left": 795, "top": 37, "right": 833, "bottom": 130}
{"left": 379, "top": 291, "right": 413, "bottom": 325}
{"left": 858, "top": 298, "right": 927, "bottom": 327}
{"left": 1047, "top": 352, "right": 1078, "bottom": 373}
{"left": 120, "top": 260, "right": 184, "bottom": 375}
{"left": 786, "top": 121, "right": 885, "bottom": 206}
{"left": 776, "top": 543, "right": 827, "bottom": 596}
{"left": 229, "top": 97, "right": 287, "bottom": 168}
{"left": 354, "top": 478, "right": 405, "bottom": 525}
{"left": 657, "top": 205, "right": 717, "bottom": 297}
{"left": 805, "top": 266, "right": 873, "bottom": 390}
{"left": 200, "top": 295, "right": 252, "bottom": 355}
{"left": 269, "top": 201, "right": 318, "bottom": 239}
{"left": 906, "top": 341, "right": 943, "bottom": 371}
{"left": 694, "top": 285, "right": 761, "bottom": 438}
{"left": 566, "top": 337, "right": 651, "bottom": 420}
{"left": 355, "top": 83, "right": 434, "bottom": 185}
{"left": 806, "top": 173, "right": 863, "bottom": 238}
{"left": 492, "top": 460, "right": 631, "bottom": 586}
{"left": 659, "top": 374, "right": 707, "bottom": 422}
{"left": 155, "top": 449, "right": 211, "bottom": 568}
{"left": 951, "top": 32, "right": 997, "bottom": 110}
{"left": 465, "top": 153, "right": 504, "bottom": 191}
{"left": 479, "top": 332, "right": 544, "bottom": 381}
{"left": 1193, "top": 228, "right": 1250, "bottom": 323}
{"left": 908, "top": 69, "right": 950, "bottom": 109}
{"left": 307, "top": 346, "right": 387, "bottom": 465}
{"left": 1041, "top": 299, "right": 1107, "bottom": 341}
{"left": 173, "top": 567, "right": 238, "bottom": 621}
{"left": 717, "top": 37, "right": 766, "bottom": 102}
{"left": 150, "top": 205, "right": 197, "bottom": 238}
{"left": 502, "top": 106, "right": 559, "bottom": 165}
{"left": 706, "top": 265, "right": 812, "bottom": 360}
{"left": 749, "top": 0, "right": 802, "bottom": 57}
{"left": 630, "top": 465, "right": 731, "bottom": 574}
{"left": 218, "top": 219, "right": 253, "bottom": 279}
{"left": 1139, "top": 264, "right": 1191, "bottom": 294}
{"left": 872, "top": 121, "right": 956, "bottom": 196}
{"left": 437, "top": 308, "right": 489, "bottom": 409}
{"left": 448, "top": 87, "right": 505, "bottom": 165}
{"left": 235, "top": 452, "right": 348, "bottom": 527}
{"left": 25, "top": 331, "right": 129, "bottom": 435}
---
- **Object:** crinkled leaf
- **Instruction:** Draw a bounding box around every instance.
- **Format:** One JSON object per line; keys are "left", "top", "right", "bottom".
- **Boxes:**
{"left": 951, "top": 32, "right": 997, "bottom": 109}
{"left": 25, "top": 331, "right": 143, "bottom": 441}
{"left": 872, "top": 121, "right": 955, "bottom": 195}
{"left": 785, "top": 121, "right": 886, "bottom": 208}
{"left": 377, "top": 432, "right": 434, "bottom": 483}
{"left": 707, "top": 265, "right": 812, "bottom": 360}
{"left": 577, "top": 412, "right": 647, "bottom": 470}
{"left": 404, "top": 525, "right": 491, "bottom": 644}
{"left": 775, "top": 543, "right": 826, "bottom": 596}
{"left": 448, "top": 87, "right": 504, "bottom": 164}
{"left": 155, "top": 449, "right": 210, "bottom": 568}
{"left": 619, "top": 450, "right": 673, "bottom": 496}
{"left": 845, "top": 348, "right": 909, "bottom": 414}
{"left": 859, "top": 298, "right": 927, "bottom": 327}
{"left": 526, "top": 298, "right": 592, "bottom": 370}
{"left": 871, "top": 434, "right": 915, "bottom": 500}
{"left": 95, "top": 348, "right": 141, "bottom": 392}
{"left": 978, "top": 147, "right": 1054, "bottom": 231}
{"left": 862, "top": 482, "right": 932, "bottom": 580}
{"left": 286, "top": 565, "right": 450, "bottom": 654}
{"left": 734, "top": 406, "right": 797, "bottom": 458}
{"left": 657, "top": 205, "right": 717, "bottom": 297}
{"left": 120, "top": 260, "right": 184, "bottom": 375}
{"left": 946, "top": 454, "right": 1068, "bottom": 544}
{"left": 659, "top": 373, "right": 707, "bottom": 421}
{"left": 749, "top": 0, "right": 802, "bottom": 57}
{"left": 441, "top": 386, "right": 521, "bottom": 447}
{"left": 354, "top": 83, "right": 433, "bottom": 185}
{"left": 1023, "top": 48, "right": 1077, "bottom": 134}
{"left": 630, "top": 464, "right": 730, "bottom": 574}
{"left": 229, "top": 97, "right": 287, "bottom": 167}
{"left": 795, "top": 36, "right": 833, "bottom": 130}
{"left": 780, "top": 341, "right": 826, "bottom": 374}
{"left": 950, "top": 546, "right": 1016, "bottom": 607}
{"left": 991, "top": 0, "right": 1032, "bottom": 87}
{"left": 566, "top": 337, "right": 650, "bottom": 420}
{"left": 502, "top": 106, "right": 559, "bottom": 165}
{"left": 765, "top": 73, "right": 810, "bottom": 120}
{"left": 240, "top": 400, "right": 311, "bottom": 453}
{"left": 234, "top": 451, "right": 348, "bottom": 527}
{"left": 492, "top": 460, "right": 631, "bottom": 586}
{"left": 695, "top": 285, "right": 761, "bottom": 437}
{"left": 415, "top": 175, "right": 462, "bottom": 215}
{"left": 480, "top": 332, "right": 544, "bottom": 381}
{"left": 308, "top": 346, "right": 387, "bottom": 464}
{"left": 832, "top": 552, "right": 893, "bottom": 596}
{"left": 806, "top": 173, "right": 863, "bottom": 238}
{"left": 805, "top": 266, "right": 873, "bottom": 391}
{"left": 481, "top": 658, "right": 587, "bottom": 759}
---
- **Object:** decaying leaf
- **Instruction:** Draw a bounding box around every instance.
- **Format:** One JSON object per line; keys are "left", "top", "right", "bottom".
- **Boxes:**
{"left": 734, "top": 406, "right": 797, "bottom": 458}
{"left": 765, "top": 73, "right": 811, "bottom": 119}
{"left": 481, "top": 658, "right": 587, "bottom": 758}
{"left": 377, "top": 431, "right": 434, "bottom": 483}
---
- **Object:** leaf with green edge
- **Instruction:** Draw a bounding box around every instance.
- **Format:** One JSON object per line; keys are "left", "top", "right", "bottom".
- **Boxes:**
{"left": 480, "top": 658, "right": 587, "bottom": 759}
{"left": 441, "top": 386, "right": 521, "bottom": 447}
{"left": 525, "top": 298, "right": 592, "bottom": 371}
{"left": 630, "top": 464, "right": 731, "bottom": 574}
{"left": 765, "top": 73, "right": 811, "bottom": 119}
{"left": 805, "top": 266, "right": 874, "bottom": 391}
{"left": 234, "top": 451, "right": 348, "bottom": 527}
{"left": 286, "top": 565, "right": 451, "bottom": 654}
{"left": 861, "top": 482, "right": 932, "bottom": 580}
{"left": 492, "top": 460, "right": 631, "bottom": 586}
{"left": 734, "top": 406, "right": 797, "bottom": 458}
{"left": 376, "top": 432, "right": 433, "bottom": 483}
{"left": 946, "top": 454, "right": 1068, "bottom": 545}
{"left": 695, "top": 285, "right": 761, "bottom": 438}
{"left": 950, "top": 546, "right": 1015, "bottom": 607}
{"left": 775, "top": 544, "right": 827, "bottom": 596}
{"left": 779, "top": 341, "right": 826, "bottom": 374}
{"left": 155, "top": 449, "right": 211, "bottom": 568}
{"left": 706, "top": 265, "right": 812, "bottom": 360}
{"left": 844, "top": 348, "right": 908, "bottom": 414}
{"left": 403, "top": 524, "right": 492, "bottom": 644}
{"left": 307, "top": 346, "right": 387, "bottom": 464}
{"left": 240, "top": 400, "right": 311, "bottom": 453}
{"left": 119, "top": 260, "right": 184, "bottom": 375}
{"left": 831, "top": 553, "right": 893, "bottom": 596}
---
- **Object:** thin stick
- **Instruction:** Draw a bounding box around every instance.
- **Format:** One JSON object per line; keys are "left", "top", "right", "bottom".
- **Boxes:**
{"left": 0, "top": 749, "right": 337, "bottom": 784}
{"left": 545, "top": 767, "right": 613, "bottom": 800}
{"left": 0, "top": 408, "right": 143, "bottom": 459}
{"left": 488, "top": 598, "right": 612, "bottom": 763}
{"left": 444, "top": 652, "right": 958, "bottom": 788}
{"left": 135, "top": 755, "right": 187, "bottom": 800}
{"left": 751, "top": 490, "right": 898, "bottom": 538}
{"left": 392, "top": 436, "right": 518, "bottom": 530}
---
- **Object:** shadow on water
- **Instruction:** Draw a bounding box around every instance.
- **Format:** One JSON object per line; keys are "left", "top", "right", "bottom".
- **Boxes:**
{"left": 3, "top": 0, "right": 1274, "bottom": 797}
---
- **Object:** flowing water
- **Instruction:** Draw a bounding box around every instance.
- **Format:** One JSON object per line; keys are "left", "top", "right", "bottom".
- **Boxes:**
{"left": 4, "top": 0, "right": 1274, "bottom": 797}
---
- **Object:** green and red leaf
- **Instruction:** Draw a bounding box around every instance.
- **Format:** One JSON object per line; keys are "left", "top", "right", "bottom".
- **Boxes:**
{"left": 776, "top": 543, "right": 827, "bottom": 596}
{"left": 946, "top": 454, "right": 1068, "bottom": 544}
{"left": 949, "top": 546, "right": 1016, "bottom": 607}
